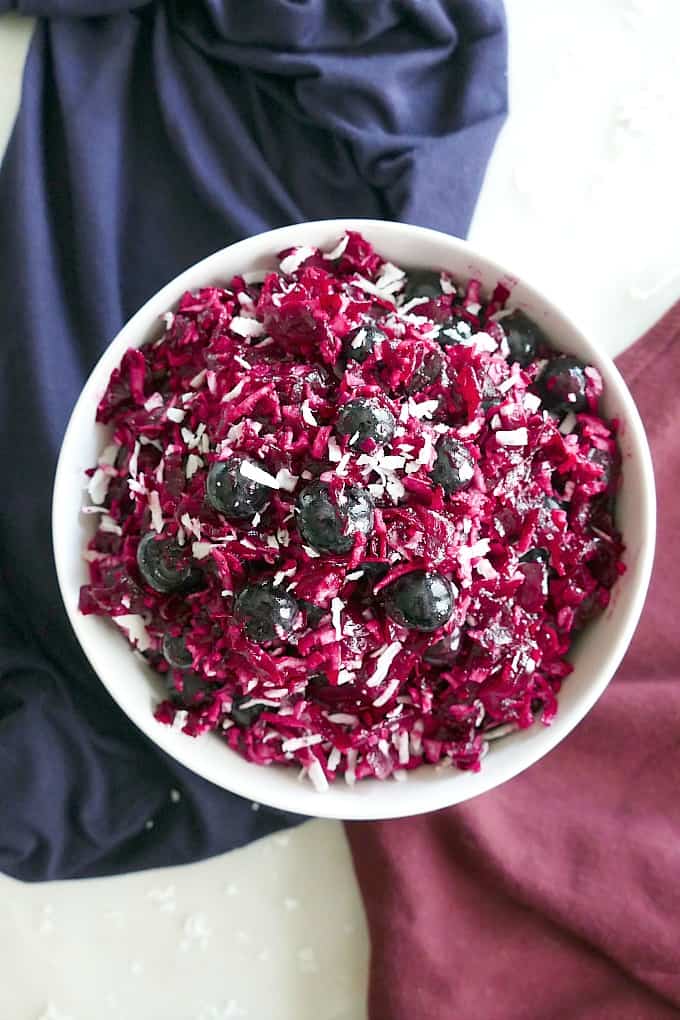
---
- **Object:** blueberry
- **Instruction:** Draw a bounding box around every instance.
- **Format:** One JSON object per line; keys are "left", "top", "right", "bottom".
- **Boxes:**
{"left": 384, "top": 570, "right": 454, "bottom": 632}
{"left": 588, "top": 447, "right": 617, "bottom": 491}
{"left": 501, "top": 310, "right": 546, "bottom": 366}
{"left": 234, "top": 583, "right": 299, "bottom": 643}
{"left": 162, "top": 633, "right": 193, "bottom": 670}
{"left": 407, "top": 351, "right": 443, "bottom": 393}
{"left": 401, "top": 269, "right": 443, "bottom": 304}
{"left": 297, "top": 481, "right": 374, "bottom": 554}
{"left": 356, "top": 560, "right": 390, "bottom": 584}
{"left": 588, "top": 538, "right": 620, "bottom": 589}
{"left": 516, "top": 559, "right": 548, "bottom": 613}
{"left": 290, "top": 365, "right": 329, "bottom": 401}
{"left": 344, "top": 323, "right": 386, "bottom": 364}
{"left": 424, "top": 627, "right": 462, "bottom": 666}
{"left": 231, "top": 694, "right": 265, "bottom": 728}
{"left": 438, "top": 317, "right": 473, "bottom": 347}
{"left": 537, "top": 356, "right": 588, "bottom": 416}
{"left": 354, "top": 560, "right": 390, "bottom": 600}
{"left": 336, "top": 398, "right": 396, "bottom": 449}
{"left": 539, "top": 496, "right": 565, "bottom": 529}
{"left": 431, "top": 438, "right": 475, "bottom": 493}
{"left": 520, "top": 547, "right": 550, "bottom": 564}
{"left": 481, "top": 376, "right": 501, "bottom": 410}
{"left": 301, "top": 601, "right": 327, "bottom": 627}
{"left": 206, "top": 457, "right": 270, "bottom": 520}
{"left": 137, "top": 533, "right": 201, "bottom": 594}
{"left": 573, "top": 592, "right": 599, "bottom": 631}
{"left": 165, "top": 671, "right": 205, "bottom": 706}
{"left": 307, "top": 672, "right": 328, "bottom": 690}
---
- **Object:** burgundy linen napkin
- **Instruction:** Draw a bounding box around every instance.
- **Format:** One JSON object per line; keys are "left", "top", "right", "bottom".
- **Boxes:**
{"left": 346, "top": 302, "right": 680, "bottom": 1019}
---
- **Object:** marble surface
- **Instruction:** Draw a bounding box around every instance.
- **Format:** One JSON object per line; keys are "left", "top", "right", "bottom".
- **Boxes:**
{"left": 1, "top": 2, "right": 678, "bottom": 1018}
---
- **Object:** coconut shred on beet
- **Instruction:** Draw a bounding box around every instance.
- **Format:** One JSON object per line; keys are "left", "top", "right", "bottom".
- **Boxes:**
{"left": 79, "top": 232, "right": 624, "bottom": 789}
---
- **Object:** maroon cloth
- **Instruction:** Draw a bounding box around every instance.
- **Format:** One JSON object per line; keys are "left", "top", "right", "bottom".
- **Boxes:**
{"left": 346, "top": 303, "right": 680, "bottom": 1020}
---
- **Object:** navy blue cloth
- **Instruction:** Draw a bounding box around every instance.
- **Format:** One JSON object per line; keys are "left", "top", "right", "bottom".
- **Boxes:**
{"left": 0, "top": 0, "right": 507, "bottom": 881}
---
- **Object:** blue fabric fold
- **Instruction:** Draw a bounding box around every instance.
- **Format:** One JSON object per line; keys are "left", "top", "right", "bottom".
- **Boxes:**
{"left": 0, "top": 0, "right": 507, "bottom": 880}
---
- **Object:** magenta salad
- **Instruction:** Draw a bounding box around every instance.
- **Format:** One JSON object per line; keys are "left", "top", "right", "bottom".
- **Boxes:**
{"left": 80, "top": 232, "right": 624, "bottom": 789}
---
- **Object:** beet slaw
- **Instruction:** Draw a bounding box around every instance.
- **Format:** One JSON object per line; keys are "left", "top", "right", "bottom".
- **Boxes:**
{"left": 79, "top": 231, "right": 624, "bottom": 790}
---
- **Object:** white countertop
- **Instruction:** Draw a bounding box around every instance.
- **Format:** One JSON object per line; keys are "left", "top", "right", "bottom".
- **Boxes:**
{"left": 1, "top": 3, "right": 678, "bottom": 1018}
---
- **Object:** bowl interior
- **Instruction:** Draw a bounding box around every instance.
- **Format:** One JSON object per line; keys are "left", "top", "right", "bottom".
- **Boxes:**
{"left": 52, "top": 219, "right": 655, "bottom": 820}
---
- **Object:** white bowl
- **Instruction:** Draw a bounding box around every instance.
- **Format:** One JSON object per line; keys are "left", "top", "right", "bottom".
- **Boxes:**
{"left": 52, "top": 219, "right": 656, "bottom": 820}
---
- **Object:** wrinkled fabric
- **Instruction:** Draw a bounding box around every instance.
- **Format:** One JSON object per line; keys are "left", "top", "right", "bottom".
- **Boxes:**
{"left": 0, "top": 0, "right": 507, "bottom": 880}
{"left": 347, "top": 304, "right": 680, "bottom": 1019}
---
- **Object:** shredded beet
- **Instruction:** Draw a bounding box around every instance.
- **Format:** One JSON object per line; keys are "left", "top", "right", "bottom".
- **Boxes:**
{"left": 80, "top": 231, "right": 624, "bottom": 789}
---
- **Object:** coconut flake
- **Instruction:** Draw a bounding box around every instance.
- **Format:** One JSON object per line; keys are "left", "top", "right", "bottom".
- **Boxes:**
{"left": 366, "top": 641, "right": 402, "bottom": 688}
{"left": 409, "top": 398, "right": 439, "bottom": 420}
{"left": 99, "top": 515, "right": 122, "bottom": 535}
{"left": 87, "top": 468, "right": 110, "bottom": 505}
{"left": 189, "top": 369, "right": 207, "bottom": 389}
{"left": 144, "top": 391, "right": 164, "bottom": 412}
{"left": 300, "top": 399, "right": 319, "bottom": 426}
{"left": 185, "top": 453, "right": 203, "bottom": 479}
{"left": 323, "top": 234, "right": 350, "bottom": 261}
{"left": 559, "top": 412, "right": 577, "bottom": 435}
{"left": 375, "top": 261, "right": 406, "bottom": 294}
{"left": 171, "top": 709, "right": 189, "bottom": 731}
{"left": 524, "top": 392, "right": 542, "bottom": 413}
{"left": 400, "top": 296, "right": 430, "bottom": 314}
{"left": 496, "top": 427, "right": 528, "bottom": 447}
{"left": 345, "top": 749, "right": 358, "bottom": 785}
{"left": 114, "top": 614, "right": 151, "bottom": 652}
{"left": 282, "top": 734, "right": 324, "bottom": 752}
{"left": 222, "top": 379, "right": 247, "bottom": 403}
{"left": 459, "top": 538, "right": 491, "bottom": 565}
{"left": 166, "top": 406, "right": 185, "bottom": 424}
{"left": 191, "top": 541, "right": 214, "bottom": 560}
{"left": 128, "top": 440, "right": 141, "bottom": 480}
{"left": 239, "top": 461, "right": 280, "bottom": 488}
{"left": 475, "top": 557, "right": 498, "bottom": 580}
{"left": 98, "top": 443, "right": 120, "bottom": 468}
{"left": 306, "top": 758, "right": 329, "bottom": 792}
{"left": 372, "top": 675, "right": 400, "bottom": 707}
{"left": 230, "top": 316, "right": 265, "bottom": 339}
{"left": 353, "top": 275, "right": 396, "bottom": 302}
{"left": 275, "top": 468, "right": 299, "bottom": 493}
{"left": 180, "top": 513, "right": 202, "bottom": 540}
{"left": 381, "top": 455, "right": 406, "bottom": 472}
{"left": 148, "top": 491, "right": 164, "bottom": 533}
{"left": 280, "top": 246, "right": 316, "bottom": 276}
{"left": 331, "top": 597, "right": 344, "bottom": 641}
{"left": 335, "top": 451, "right": 351, "bottom": 477}
{"left": 327, "top": 713, "right": 359, "bottom": 725}
{"left": 327, "top": 436, "right": 342, "bottom": 463}
{"left": 472, "top": 331, "right": 498, "bottom": 353}
{"left": 327, "top": 747, "right": 342, "bottom": 772}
